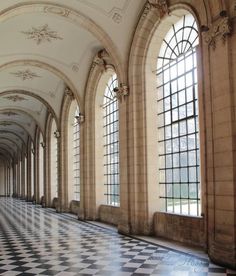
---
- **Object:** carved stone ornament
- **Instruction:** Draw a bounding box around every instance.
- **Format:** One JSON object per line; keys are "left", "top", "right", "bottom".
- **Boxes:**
{"left": 114, "top": 83, "right": 129, "bottom": 101}
{"left": 92, "top": 49, "right": 113, "bottom": 71}
{"left": 143, "top": 0, "right": 169, "bottom": 19}
{"left": 65, "top": 86, "right": 74, "bottom": 99}
{"left": 75, "top": 113, "right": 85, "bottom": 124}
{"left": 54, "top": 130, "right": 60, "bottom": 138}
{"left": 203, "top": 17, "right": 231, "bottom": 49}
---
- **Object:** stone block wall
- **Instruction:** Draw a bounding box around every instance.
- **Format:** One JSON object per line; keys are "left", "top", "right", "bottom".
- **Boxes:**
{"left": 70, "top": 200, "right": 80, "bottom": 215}
{"left": 99, "top": 205, "right": 120, "bottom": 226}
{"left": 153, "top": 212, "right": 205, "bottom": 247}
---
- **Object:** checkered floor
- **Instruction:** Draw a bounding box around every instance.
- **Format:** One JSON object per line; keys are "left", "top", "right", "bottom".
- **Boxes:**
{"left": 0, "top": 198, "right": 236, "bottom": 276}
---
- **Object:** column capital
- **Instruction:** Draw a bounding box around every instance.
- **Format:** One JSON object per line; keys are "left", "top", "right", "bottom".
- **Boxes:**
{"left": 202, "top": 16, "right": 231, "bottom": 49}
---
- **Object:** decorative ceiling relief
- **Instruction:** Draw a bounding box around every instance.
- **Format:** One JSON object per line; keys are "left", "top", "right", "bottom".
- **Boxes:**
{"left": 4, "top": 95, "right": 28, "bottom": 102}
{"left": 44, "top": 6, "right": 70, "bottom": 17}
{"left": 112, "top": 13, "right": 122, "bottom": 23}
{"left": 49, "top": 92, "right": 56, "bottom": 98}
{"left": 10, "top": 69, "right": 41, "bottom": 80}
{"left": 0, "top": 111, "right": 18, "bottom": 116}
{"left": 21, "top": 24, "right": 63, "bottom": 45}
{"left": 71, "top": 63, "right": 80, "bottom": 72}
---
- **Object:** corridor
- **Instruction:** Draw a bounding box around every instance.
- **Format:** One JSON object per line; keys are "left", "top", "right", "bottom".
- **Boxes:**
{"left": 0, "top": 199, "right": 234, "bottom": 276}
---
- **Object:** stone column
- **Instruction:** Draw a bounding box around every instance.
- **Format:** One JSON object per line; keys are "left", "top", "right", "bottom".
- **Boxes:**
{"left": 34, "top": 141, "right": 40, "bottom": 204}
{"left": 26, "top": 147, "right": 32, "bottom": 201}
{"left": 202, "top": 16, "right": 236, "bottom": 268}
{"left": 21, "top": 156, "right": 25, "bottom": 199}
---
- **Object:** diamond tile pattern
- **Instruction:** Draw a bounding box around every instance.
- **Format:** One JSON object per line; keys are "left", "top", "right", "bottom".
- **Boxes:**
{"left": 0, "top": 198, "right": 235, "bottom": 275}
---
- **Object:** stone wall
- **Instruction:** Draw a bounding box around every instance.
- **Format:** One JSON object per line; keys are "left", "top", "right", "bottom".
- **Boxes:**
{"left": 153, "top": 212, "right": 205, "bottom": 247}
{"left": 70, "top": 200, "right": 80, "bottom": 215}
{"left": 99, "top": 205, "right": 120, "bottom": 226}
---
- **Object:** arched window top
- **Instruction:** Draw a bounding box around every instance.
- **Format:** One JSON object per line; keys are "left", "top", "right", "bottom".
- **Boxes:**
{"left": 103, "top": 74, "right": 118, "bottom": 105}
{"left": 157, "top": 14, "right": 198, "bottom": 69}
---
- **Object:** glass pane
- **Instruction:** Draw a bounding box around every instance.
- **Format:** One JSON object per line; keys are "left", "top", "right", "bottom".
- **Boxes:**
{"left": 173, "top": 169, "right": 180, "bottom": 182}
{"left": 178, "top": 76, "right": 185, "bottom": 90}
{"left": 165, "top": 155, "right": 172, "bottom": 168}
{"left": 166, "top": 169, "right": 172, "bottom": 182}
{"left": 180, "top": 167, "right": 188, "bottom": 182}
{"left": 172, "top": 93, "right": 178, "bottom": 108}
{"left": 167, "top": 184, "right": 172, "bottom": 197}
{"left": 165, "top": 126, "right": 171, "bottom": 139}
{"left": 178, "top": 90, "right": 185, "bottom": 105}
{"left": 181, "top": 183, "right": 188, "bottom": 198}
{"left": 173, "top": 153, "right": 179, "bottom": 167}
{"left": 186, "top": 86, "right": 193, "bottom": 102}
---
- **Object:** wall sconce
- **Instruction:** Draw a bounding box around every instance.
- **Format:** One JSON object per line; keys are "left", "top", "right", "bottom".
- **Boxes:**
{"left": 54, "top": 130, "right": 60, "bottom": 138}
{"left": 75, "top": 113, "right": 85, "bottom": 124}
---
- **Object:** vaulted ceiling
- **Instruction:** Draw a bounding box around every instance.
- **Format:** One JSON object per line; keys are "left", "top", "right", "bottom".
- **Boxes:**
{"left": 0, "top": 0, "right": 145, "bottom": 163}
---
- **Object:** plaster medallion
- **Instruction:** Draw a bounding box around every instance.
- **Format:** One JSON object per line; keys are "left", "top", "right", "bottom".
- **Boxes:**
{"left": 10, "top": 69, "right": 41, "bottom": 81}
{"left": 22, "top": 24, "right": 63, "bottom": 45}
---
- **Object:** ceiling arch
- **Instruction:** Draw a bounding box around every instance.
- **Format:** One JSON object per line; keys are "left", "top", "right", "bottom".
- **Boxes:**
{"left": 0, "top": 130, "right": 27, "bottom": 148}
{"left": 0, "top": 0, "right": 146, "bottom": 166}
{"left": 0, "top": 132, "right": 24, "bottom": 150}
{"left": 0, "top": 90, "right": 57, "bottom": 132}
{"left": 0, "top": 145, "right": 15, "bottom": 159}
{"left": 0, "top": 120, "right": 33, "bottom": 141}
{"left": 0, "top": 107, "right": 44, "bottom": 135}
{"left": 0, "top": 1, "right": 122, "bottom": 73}
{"left": 0, "top": 137, "right": 20, "bottom": 152}
{"left": 0, "top": 153, "right": 12, "bottom": 166}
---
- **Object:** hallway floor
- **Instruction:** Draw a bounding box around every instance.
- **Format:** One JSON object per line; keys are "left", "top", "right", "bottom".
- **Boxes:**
{"left": 0, "top": 198, "right": 235, "bottom": 276}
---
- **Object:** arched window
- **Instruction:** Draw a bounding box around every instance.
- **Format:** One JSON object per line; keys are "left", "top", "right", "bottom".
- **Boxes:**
{"left": 103, "top": 74, "right": 120, "bottom": 206}
{"left": 157, "top": 14, "right": 200, "bottom": 216}
{"left": 73, "top": 107, "right": 80, "bottom": 201}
